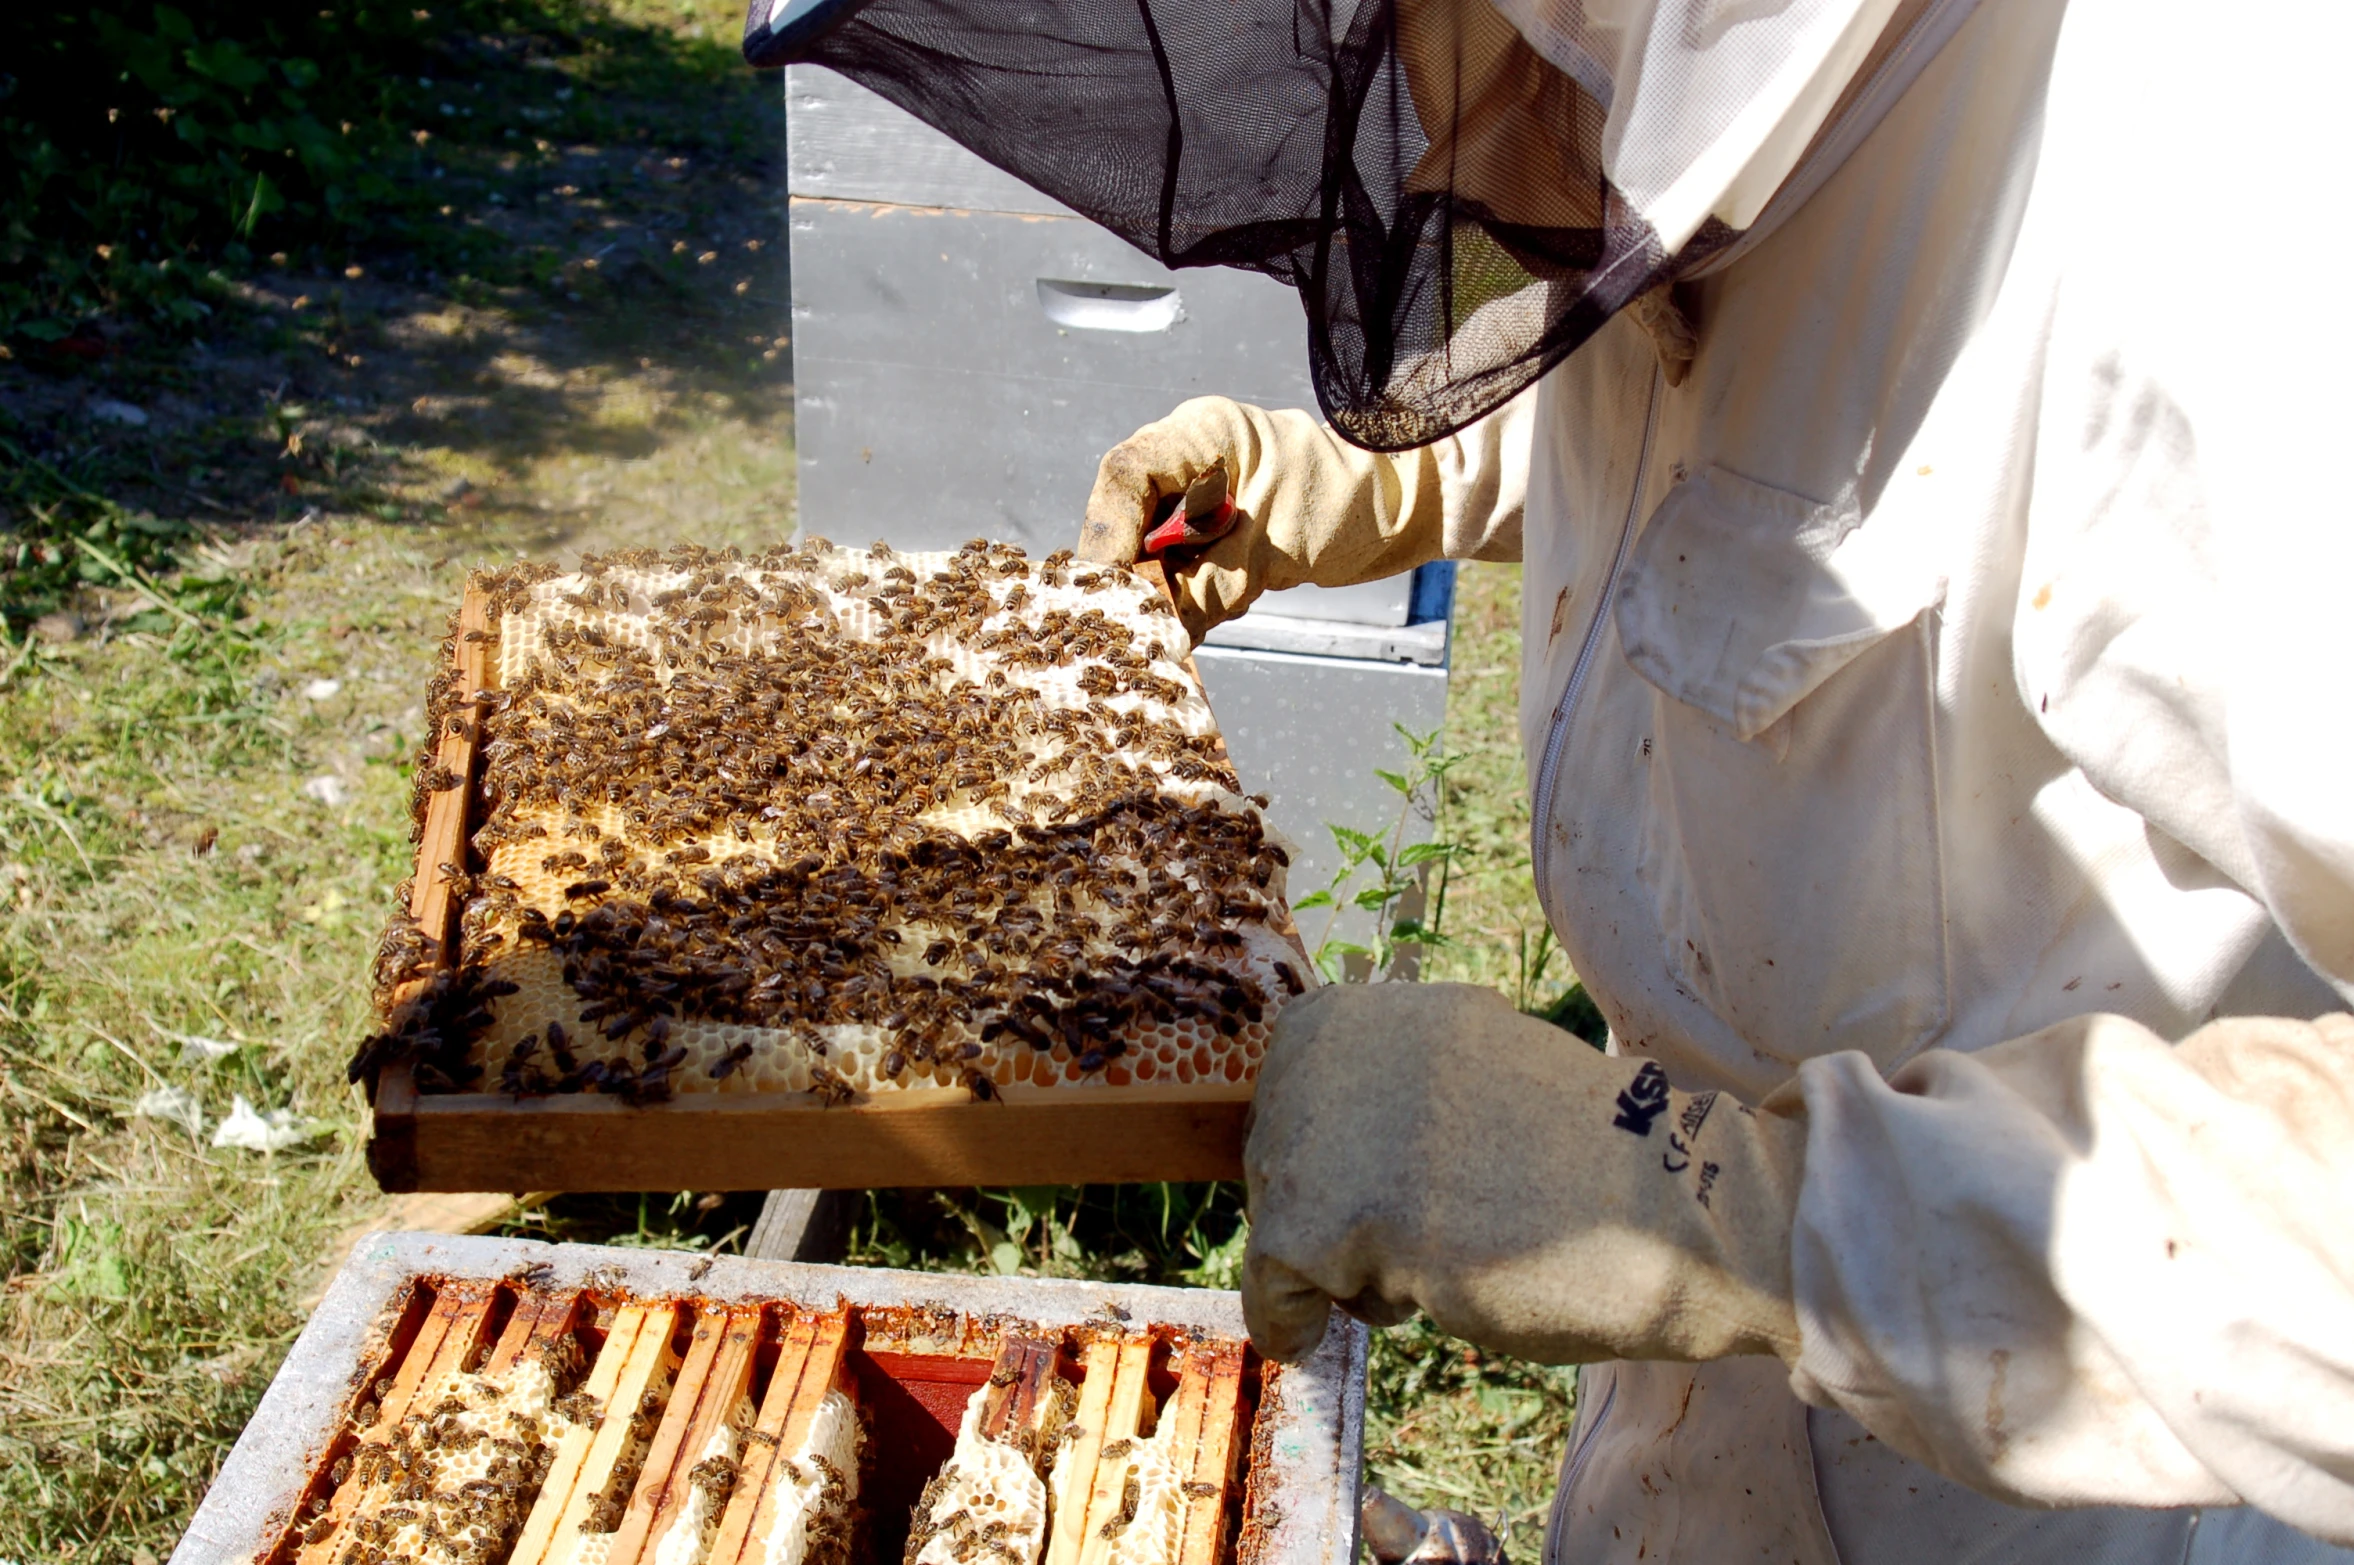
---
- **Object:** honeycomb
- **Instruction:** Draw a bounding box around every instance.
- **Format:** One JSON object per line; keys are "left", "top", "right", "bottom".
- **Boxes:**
{"left": 322, "top": 1338, "right": 586, "bottom": 1565}
{"left": 361, "top": 539, "right": 1316, "bottom": 1103}
{"left": 908, "top": 1364, "right": 1074, "bottom": 1565}
{"left": 280, "top": 1285, "right": 1263, "bottom": 1565}
{"left": 649, "top": 1394, "right": 758, "bottom": 1565}
{"left": 1076, "top": 1410, "right": 1187, "bottom": 1565}
{"left": 761, "top": 1389, "right": 861, "bottom": 1565}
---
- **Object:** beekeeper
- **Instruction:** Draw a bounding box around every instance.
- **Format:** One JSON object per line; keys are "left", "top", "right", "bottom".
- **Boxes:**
{"left": 749, "top": 0, "right": 2354, "bottom": 1556}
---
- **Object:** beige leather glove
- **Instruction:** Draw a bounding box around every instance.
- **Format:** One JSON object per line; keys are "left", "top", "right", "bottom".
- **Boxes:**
{"left": 1079, "top": 393, "right": 1531, "bottom": 644}
{"left": 1241, "top": 983, "right": 1806, "bottom": 1366}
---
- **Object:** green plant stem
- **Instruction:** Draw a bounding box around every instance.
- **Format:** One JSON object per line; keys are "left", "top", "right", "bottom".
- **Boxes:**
{"left": 71, "top": 537, "right": 211, "bottom": 635}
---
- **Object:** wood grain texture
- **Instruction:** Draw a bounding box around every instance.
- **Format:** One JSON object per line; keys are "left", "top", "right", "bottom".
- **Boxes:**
{"left": 1075, "top": 1336, "right": 1160, "bottom": 1565}
{"left": 1044, "top": 1336, "right": 1129, "bottom": 1565}
{"left": 513, "top": 1301, "right": 670, "bottom": 1565}
{"left": 606, "top": 1305, "right": 736, "bottom": 1565}
{"left": 728, "top": 1312, "right": 855, "bottom": 1565}
{"left": 406, "top": 586, "right": 493, "bottom": 971}
{"left": 520, "top": 1301, "right": 689, "bottom": 1563}
{"left": 295, "top": 1285, "right": 502, "bottom": 1565}
{"left": 707, "top": 1311, "right": 820, "bottom": 1565}
{"left": 484, "top": 1286, "right": 581, "bottom": 1377}
{"left": 1178, "top": 1343, "right": 1248, "bottom": 1565}
{"left": 388, "top": 1079, "right": 1249, "bottom": 1192}
{"left": 612, "top": 1305, "right": 763, "bottom": 1565}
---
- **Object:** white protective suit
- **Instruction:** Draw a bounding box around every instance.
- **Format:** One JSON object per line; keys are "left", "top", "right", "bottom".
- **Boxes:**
{"left": 1378, "top": 0, "right": 2354, "bottom": 1558}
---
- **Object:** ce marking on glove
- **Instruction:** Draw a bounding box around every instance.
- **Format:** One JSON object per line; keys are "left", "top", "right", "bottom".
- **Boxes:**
{"left": 1616, "top": 1073, "right": 1726, "bottom": 1206}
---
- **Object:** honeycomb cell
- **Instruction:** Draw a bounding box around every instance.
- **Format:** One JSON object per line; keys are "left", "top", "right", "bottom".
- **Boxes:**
{"left": 381, "top": 542, "right": 1318, "bottom": 1104}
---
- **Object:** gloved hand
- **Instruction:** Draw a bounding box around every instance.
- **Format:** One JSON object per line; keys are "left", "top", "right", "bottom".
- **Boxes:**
{"left": 1079, "top": 393, "right": 1531, "bottom": 644}
{"left": 1241, "top": 983, "right": 1807, "bottom": 1366}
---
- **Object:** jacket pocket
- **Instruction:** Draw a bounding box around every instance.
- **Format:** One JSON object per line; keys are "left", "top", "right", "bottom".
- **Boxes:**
{"left": 1615, "top": 465, "right": 1951, "bottom": 1068}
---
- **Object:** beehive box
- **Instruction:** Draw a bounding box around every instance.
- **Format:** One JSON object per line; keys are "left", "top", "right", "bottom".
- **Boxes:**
{"left": 359, "top": 541, "right": 1317, "bottom": 1191}
{"left": 171, "top": 1233, "right": 1365, "bottom": 1565}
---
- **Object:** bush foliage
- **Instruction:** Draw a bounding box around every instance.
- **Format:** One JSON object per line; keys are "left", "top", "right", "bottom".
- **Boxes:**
{"left": 0, "top": 0, "right": 754, "bottom": 343}
{"left": 5, "top": 2, "right": 449, "bottom": 335}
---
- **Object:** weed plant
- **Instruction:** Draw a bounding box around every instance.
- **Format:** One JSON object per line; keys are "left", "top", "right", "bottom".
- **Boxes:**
{"left": 1292, "top": 725, "right": 1462, "bottom": 980}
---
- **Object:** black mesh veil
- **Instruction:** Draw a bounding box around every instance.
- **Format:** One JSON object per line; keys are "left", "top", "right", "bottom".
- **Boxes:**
{"left": 744, "top": 0, "right": 1738, "bottom": 450}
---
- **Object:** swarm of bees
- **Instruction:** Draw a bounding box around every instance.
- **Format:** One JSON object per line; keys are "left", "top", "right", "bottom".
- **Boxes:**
{"left": 355, "top": 538, "right": 1313, "bottom": 1104}
{"left": 306, "top": 1336, "right": 588, "bottom": 1565}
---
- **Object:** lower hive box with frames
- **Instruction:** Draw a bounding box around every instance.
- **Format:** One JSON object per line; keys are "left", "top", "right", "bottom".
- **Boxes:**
{"left": 171, "top": 1234, "right": 1366, "bottom": 1565}
{"left": 360, "top": 540, "right": 1317, "bottom": 1192}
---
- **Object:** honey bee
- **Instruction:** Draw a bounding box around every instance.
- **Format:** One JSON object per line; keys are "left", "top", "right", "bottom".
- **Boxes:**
{"left": 371, "top": 545, "right": 1299, "bottom": 1100}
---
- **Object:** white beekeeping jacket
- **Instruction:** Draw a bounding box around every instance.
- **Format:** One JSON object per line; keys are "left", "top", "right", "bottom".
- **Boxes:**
{"left": 1490, "top": 0, "right": 2354, "bottom": 1556}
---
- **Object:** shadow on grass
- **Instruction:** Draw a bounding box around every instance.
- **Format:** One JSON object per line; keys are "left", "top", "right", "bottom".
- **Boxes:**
{"left": 1, "top": 0, "right": 797, "bottom": 623}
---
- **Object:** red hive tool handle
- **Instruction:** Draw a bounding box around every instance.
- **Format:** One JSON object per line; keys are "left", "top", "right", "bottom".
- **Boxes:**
{"left": 1142, "top": 465, "right": 1238, "bottom": 558}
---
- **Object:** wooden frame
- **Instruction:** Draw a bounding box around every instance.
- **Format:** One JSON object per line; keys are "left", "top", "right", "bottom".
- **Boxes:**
{"left": 260, "top": 1260, "right": 1282, "bottom": 1565}
{"left": 368, "top": 561, "right": 1263, "bottom": 1192}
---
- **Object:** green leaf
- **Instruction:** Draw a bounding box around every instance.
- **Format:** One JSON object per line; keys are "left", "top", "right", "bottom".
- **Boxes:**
{"left": 236, "top": 170, "right": 281, "bottom": 237}
{"left": 230, "top": 117, "right": 286, "bottom": 152}
{"left": 185, "top": 39, "right": 270, "bottom": 92}
{"left": 1353, "top": 885, "right": 1392, "bottom": 910}
{"left": 1291, "top": 890, "right": 1334, "bottom": 911}
{"left": 50, "top": 1215, "right": 130, "bottom": 1300}
{"left": 1397, "top": 841, "right": 1453, "bottom": 868}
{"left": 1328, "top": 823, "right": 1377, "bottom": 856}
{"left": 280, "top": 56, "right": 320, "bottom": 89}
{"left": 1374, "top": 767, "right": 1411, "bottom": 795}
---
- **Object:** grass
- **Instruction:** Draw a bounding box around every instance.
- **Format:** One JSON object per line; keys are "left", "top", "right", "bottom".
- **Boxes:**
{"left": 2, "top": 0, "right": 783, "bottom": 344}
{"left": 0, "top": 537, "right": 385, "bottom": 1541}
{"left": 0, "top": 0, "right": 1579, "bottom": 1553}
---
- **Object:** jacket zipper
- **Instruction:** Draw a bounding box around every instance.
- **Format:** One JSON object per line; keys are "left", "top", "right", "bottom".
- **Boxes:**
{"left": 1543, "top": 1370, "right": 1620, "bottom": 1565}
{"left": 1528, "top": 365, "right": 1662, "bottom": 915}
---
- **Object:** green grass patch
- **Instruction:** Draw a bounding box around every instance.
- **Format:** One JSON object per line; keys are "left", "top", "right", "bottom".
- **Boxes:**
{"left": 1, "top": 0, "right": 763, "bottom": 345}
{"left": 0, "top": 604, "right": 383, "bottom": 1547}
